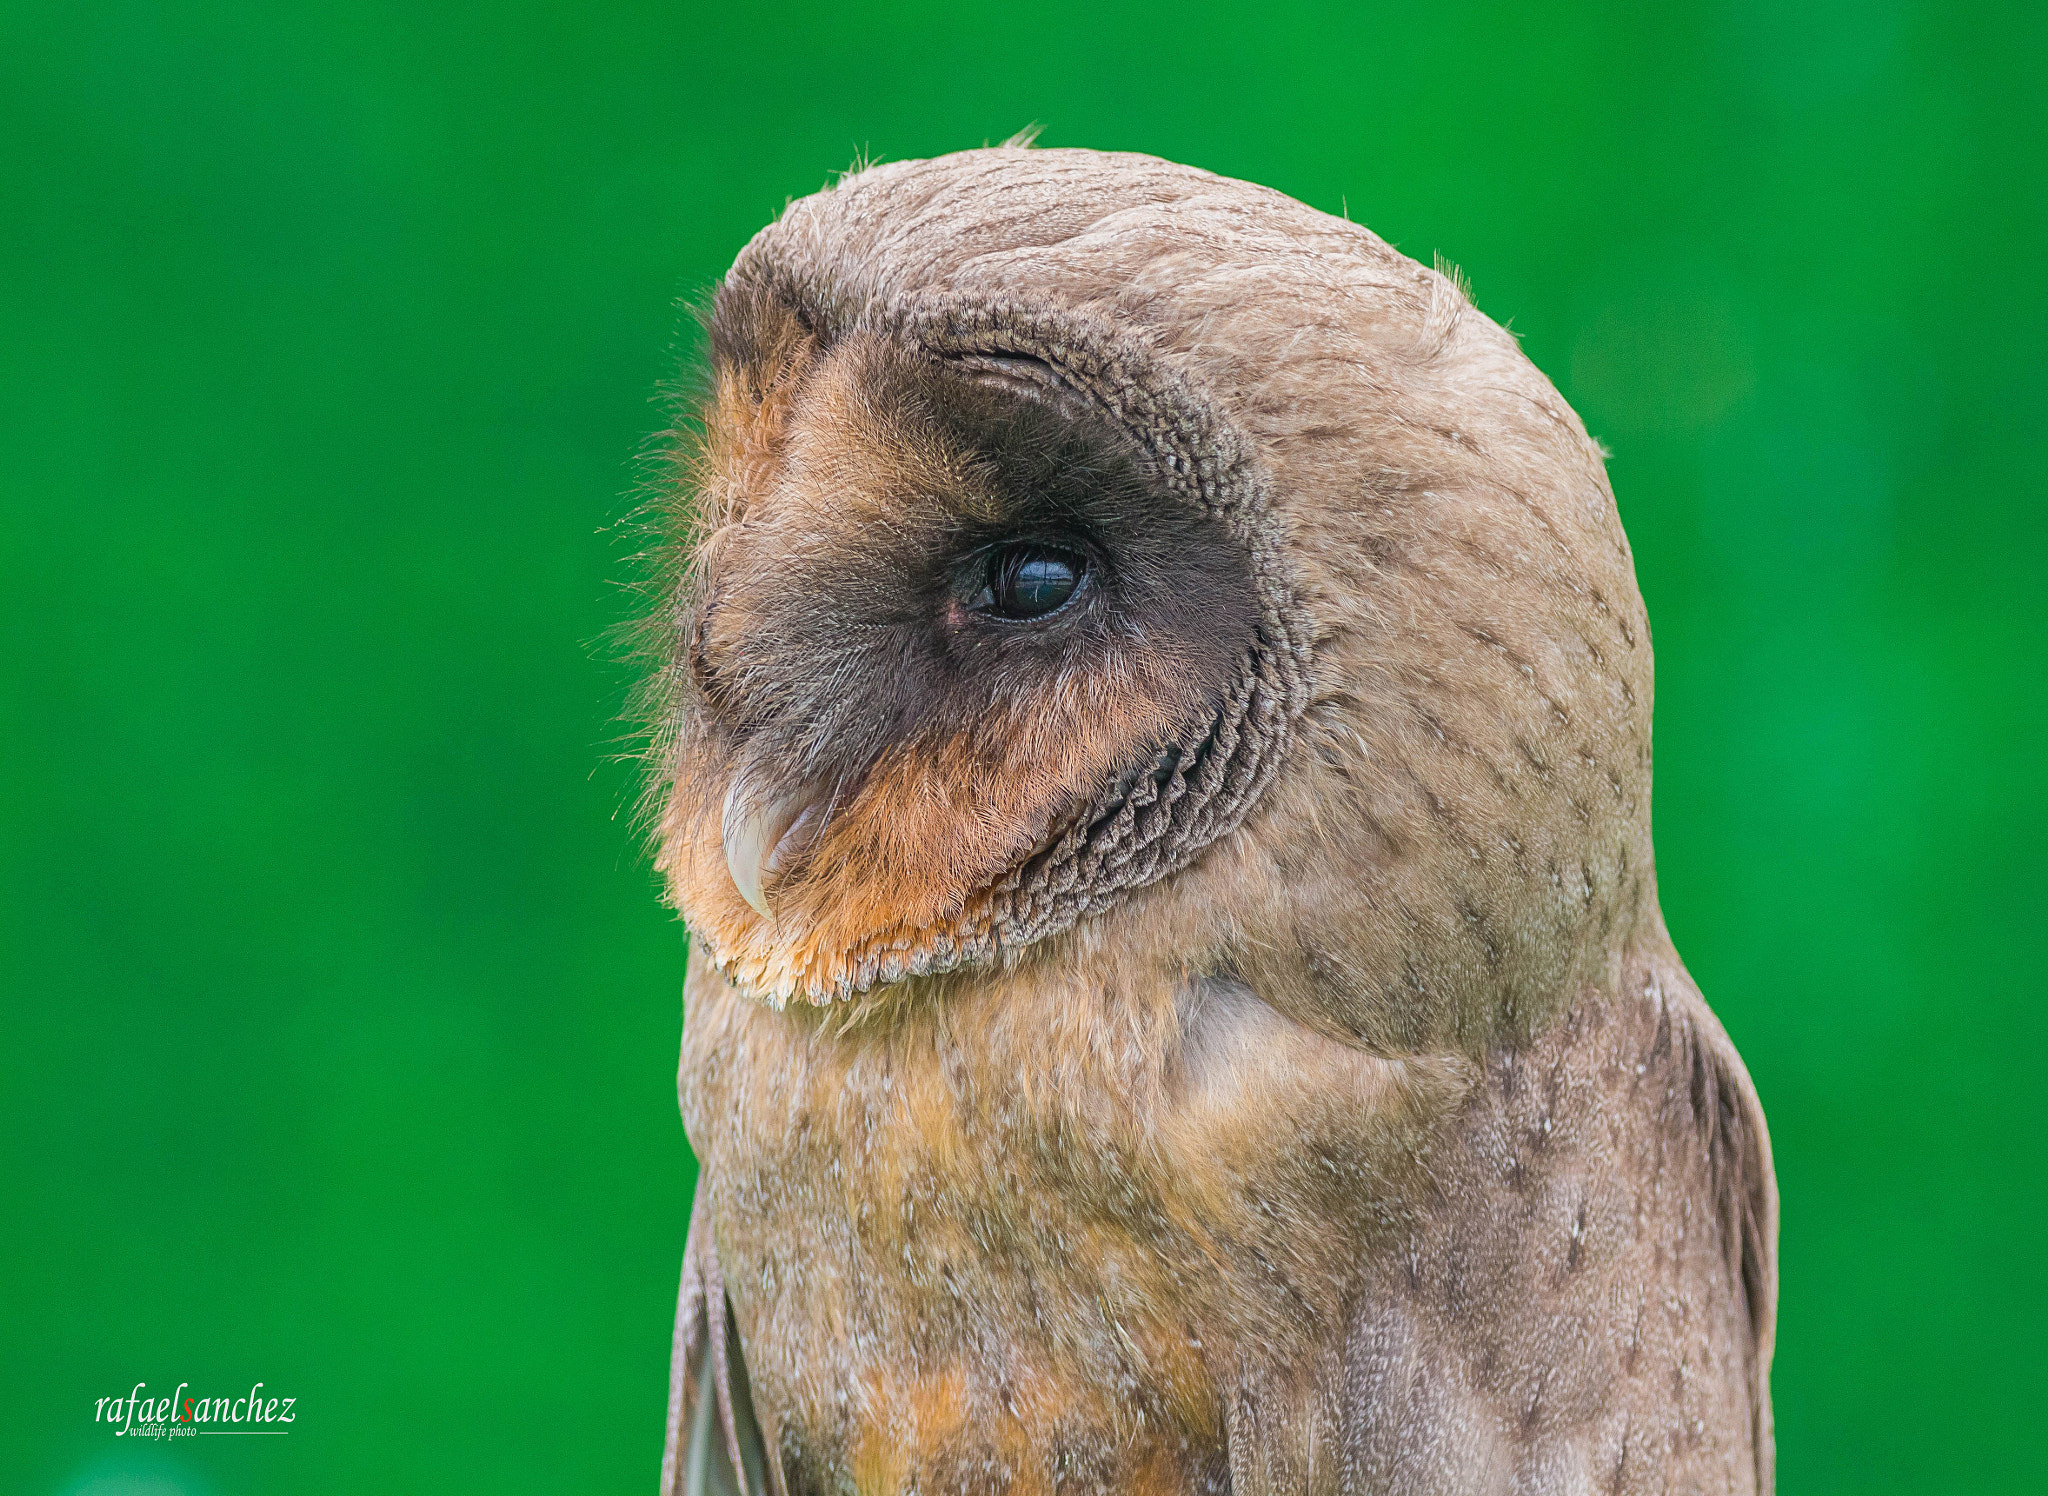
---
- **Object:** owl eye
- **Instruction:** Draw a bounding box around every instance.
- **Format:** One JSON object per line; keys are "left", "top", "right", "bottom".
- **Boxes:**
{"left": 982, "top": 543, "right": 1086, "bottom": 620}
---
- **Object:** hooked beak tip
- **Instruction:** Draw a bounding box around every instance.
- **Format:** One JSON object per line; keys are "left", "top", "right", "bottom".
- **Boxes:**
{"left": 721, "top": 778, "right": 824, "bottom": 919}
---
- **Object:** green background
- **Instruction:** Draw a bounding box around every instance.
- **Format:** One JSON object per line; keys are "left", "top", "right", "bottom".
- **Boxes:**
{"left": 4, "top": 0, "right": 2042, "bottom": 1491}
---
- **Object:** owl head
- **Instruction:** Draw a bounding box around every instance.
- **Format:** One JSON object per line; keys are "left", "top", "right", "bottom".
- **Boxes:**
{"left": 646, "top": 148, "right": 1655, "bottom": 1051}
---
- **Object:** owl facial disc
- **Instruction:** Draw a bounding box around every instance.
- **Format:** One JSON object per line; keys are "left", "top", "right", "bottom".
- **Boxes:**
{"left": 655, "top": 294, "right": 1310, "bottom": 1005}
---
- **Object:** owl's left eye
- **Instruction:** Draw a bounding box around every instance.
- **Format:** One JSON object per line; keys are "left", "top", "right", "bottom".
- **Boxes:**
{"left": 977, "top": 543, "right": 1087, "bottom": 621}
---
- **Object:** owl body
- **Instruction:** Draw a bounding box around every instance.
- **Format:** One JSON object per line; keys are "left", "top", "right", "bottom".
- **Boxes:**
{"left": 679, "top": 938, "right": 1763, "bottom": 1495}
{"left": 649, "top": 148, "right": 1774, "bottom": 1496}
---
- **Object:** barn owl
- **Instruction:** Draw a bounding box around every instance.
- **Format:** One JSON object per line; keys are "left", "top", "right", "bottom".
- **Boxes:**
{"left": 643, "top": 147, "right": 1776, "bottom": 1496}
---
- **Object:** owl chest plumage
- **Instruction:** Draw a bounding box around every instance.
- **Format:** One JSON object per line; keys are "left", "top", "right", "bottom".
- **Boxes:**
{"left": 676, "top": 945, "right": 1769, "bottom": 1496}
{"left": 678, "top": 946, "right": 1437, "bottom": 1493}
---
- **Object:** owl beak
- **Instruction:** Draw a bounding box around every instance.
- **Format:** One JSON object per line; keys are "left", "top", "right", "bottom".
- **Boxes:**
{"left": 721, "top": 778, "right": 825, "bottom": 918}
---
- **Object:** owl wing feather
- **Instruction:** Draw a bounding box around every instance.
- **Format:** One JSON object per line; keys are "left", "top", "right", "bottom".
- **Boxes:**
{"left": 1220, "top": 975, "right": 1776, "bottom": 1495}
{"left": 662, "top": 1183, "right": 776, "bottom": 1496}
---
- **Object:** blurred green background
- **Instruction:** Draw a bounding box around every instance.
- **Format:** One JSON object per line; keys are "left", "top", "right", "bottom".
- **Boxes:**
{"left": 3, "top": 0, "right": 2042, "bottom": 1491}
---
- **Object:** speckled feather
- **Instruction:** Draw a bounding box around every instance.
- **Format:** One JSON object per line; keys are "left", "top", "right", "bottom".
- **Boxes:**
{"left": 647, "top": 147, "right": 1775, "bottom": 1496}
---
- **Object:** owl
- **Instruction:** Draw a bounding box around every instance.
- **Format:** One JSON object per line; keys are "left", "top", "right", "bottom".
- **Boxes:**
{"left": 643, "top": 147, "right": 1776, "bottom": 1496}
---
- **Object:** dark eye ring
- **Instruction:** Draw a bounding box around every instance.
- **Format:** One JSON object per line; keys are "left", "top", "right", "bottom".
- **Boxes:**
{"left": 980, "top": 542, "right": 1087, "bottom": 621}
